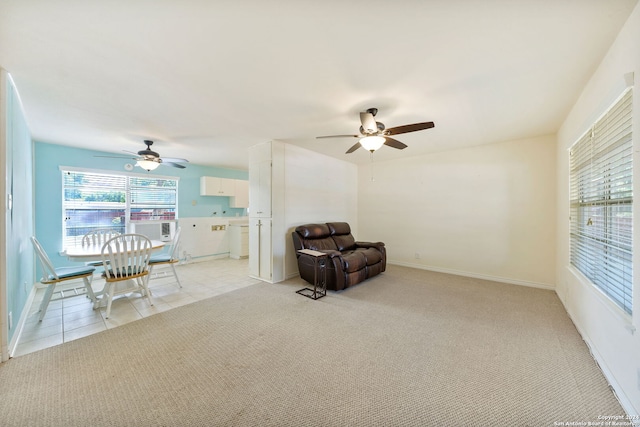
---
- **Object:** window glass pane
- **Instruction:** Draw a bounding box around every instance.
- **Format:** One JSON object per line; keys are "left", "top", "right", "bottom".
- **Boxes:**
{"left": 129, "top": 176, "right": 177, "bottom": 221}
{"left": 569, "top": 89, "right": 633, "bottom": 315}
{"left": 62, "top": 171, "right": 178, "bottom": 248}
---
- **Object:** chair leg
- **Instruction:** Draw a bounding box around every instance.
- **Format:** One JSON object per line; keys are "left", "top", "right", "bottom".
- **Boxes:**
{"left": 170, "top": 264, "right": 182, "bottom": 288}
{"left": 83, "top": 276, "right": 97, "bottom": 303}
{"left": 38, "top": 284, "right": 56, "bottom": 322}
{"left": 105, "top": 283, "right": 115, "bottom": 319}
{"left": 139, "top": 276, "right": 154, "bottom": 307}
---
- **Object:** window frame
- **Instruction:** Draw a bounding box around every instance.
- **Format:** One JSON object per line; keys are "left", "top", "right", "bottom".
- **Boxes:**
{"left": 60, "top": 166, "right": 179, "bottom": 249}
{"left": 569, "top": 88, "right": 633, "bottom": 316}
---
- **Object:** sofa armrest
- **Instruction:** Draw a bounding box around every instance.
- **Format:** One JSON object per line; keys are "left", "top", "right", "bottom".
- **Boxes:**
{"left": 321, "top": 249, "right": 343, "bottom": 258}
{"left": 355, "top": 241, "right": 385, "bottom": 250}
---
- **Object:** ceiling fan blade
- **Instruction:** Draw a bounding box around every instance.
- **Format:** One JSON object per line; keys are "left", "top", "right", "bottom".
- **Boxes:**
{"left": 163, "top": 162, "right": 187, "bottom": 169}
{"left": 95, "top": 155, "right": 138, "bottom": 160}
{"left": 385, "top": 121, "right": 435, "bottom": 136}
{"left": 383, "top": 137, "right": 408, "bottom": 150}
{"left": 160, "top": 157, "right": 189, "bottom": 163}
{"left": 123, "top": 150, "right": 140, "bottom": 156}
{"left": 345, "top": 142, "right": 362, "bottom": 154}
{"left": 359, "top": 112, "right": 377, "bottom": 133}
{"left": 316, "top": 134, "right": 359, "bottom": 139}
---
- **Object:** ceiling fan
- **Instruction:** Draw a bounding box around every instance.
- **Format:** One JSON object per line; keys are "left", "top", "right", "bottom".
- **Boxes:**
{"left": 96, "top": 140, "right": 189, "bottom": 171}
{"left": 317, "top": 108, "right": 435, "bottom": 154}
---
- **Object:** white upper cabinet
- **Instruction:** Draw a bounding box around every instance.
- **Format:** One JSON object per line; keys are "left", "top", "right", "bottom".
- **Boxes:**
{"left": 230, "top": 180, "right": 249, "bottom": 208}
{"left": 200, "top": 176, "right": 236, "bottom": 196}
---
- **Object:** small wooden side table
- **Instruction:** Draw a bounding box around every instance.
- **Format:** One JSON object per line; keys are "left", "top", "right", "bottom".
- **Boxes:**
{"left": 296, "top": 249, "right": 328, "bottom": 300}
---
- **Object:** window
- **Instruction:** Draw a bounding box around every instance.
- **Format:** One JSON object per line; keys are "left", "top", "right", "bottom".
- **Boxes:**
{"left": 570, "top": 88, "right": 633, "bottom": 315}
{"left": 62, "top": 169, "right": 178, "bottom": 248}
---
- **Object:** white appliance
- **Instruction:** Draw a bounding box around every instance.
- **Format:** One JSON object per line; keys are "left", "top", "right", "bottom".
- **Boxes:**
{"left": 130, "top": 221, "right": 176, "bottom": 242}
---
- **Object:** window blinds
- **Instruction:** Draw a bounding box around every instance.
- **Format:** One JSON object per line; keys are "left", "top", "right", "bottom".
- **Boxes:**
{"left": 62, "top": 171, "right": 178, "bottom": 248}
{"left": 63, "top": 171, "right": 127, "bottom": 247}
{"left": 129, "top": 177, "right": 177, "bottom": 220}
{"left": 570, "top": 89, "right": 633, "bottom": 315}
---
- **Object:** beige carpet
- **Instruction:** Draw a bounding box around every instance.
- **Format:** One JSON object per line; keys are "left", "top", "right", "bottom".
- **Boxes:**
{"left": 0, "top": 265, "right": 625, "bottom": 426}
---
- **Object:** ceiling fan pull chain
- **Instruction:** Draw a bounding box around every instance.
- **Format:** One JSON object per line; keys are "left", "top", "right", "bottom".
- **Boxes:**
{"left": 370, "top": 151, "right": 375, "bottom": 182}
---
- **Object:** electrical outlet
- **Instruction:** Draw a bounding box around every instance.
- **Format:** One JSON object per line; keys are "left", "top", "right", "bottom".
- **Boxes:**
{"left": 414, "top": 252, "right": 420, "bottom": 259}
{"left": 8, "top": 311, "right": 12, "bottom": 330}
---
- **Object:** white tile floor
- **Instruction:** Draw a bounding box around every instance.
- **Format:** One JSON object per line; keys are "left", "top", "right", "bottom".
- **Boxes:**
{"left": 13, "top": 257, "right": 260, "bottom": 358}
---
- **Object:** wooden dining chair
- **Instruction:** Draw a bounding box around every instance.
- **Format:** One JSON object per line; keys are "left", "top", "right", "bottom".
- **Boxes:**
{"left": 82, "top": 228, "right": 122, "bottom": 247}
{"left": 30, "top": 236, "right": 97, "bottom": 322}
{"left": 98, "top": 234, "right": 153, "bottom": 319}
{"left": 149, "top": 226, "right": 183, "bottom": 288}
{"left": 82, "top": 229, "right": 122, "bottom": 266}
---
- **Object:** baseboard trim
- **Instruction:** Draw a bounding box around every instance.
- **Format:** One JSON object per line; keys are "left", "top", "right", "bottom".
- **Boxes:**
{"left": 387, "top": 260, "right": 555, "bottom": 291}
{"left": 560, "top": 301, "right": 639, "bottom": 418}
{"left": 9, "top": 284, "right": 38, "bottom": 358}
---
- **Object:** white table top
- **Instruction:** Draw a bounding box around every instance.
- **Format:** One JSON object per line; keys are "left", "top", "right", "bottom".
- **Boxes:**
{"left": 64, "top": 240, "right": 166, "bottom": 262}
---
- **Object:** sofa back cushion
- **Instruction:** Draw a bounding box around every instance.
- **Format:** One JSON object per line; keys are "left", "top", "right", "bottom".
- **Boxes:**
{"left": 294, "top": 224, "right": 338, "bottom": 251}
{"left": 327, "top": 222, "right": 356, "bottom": 251}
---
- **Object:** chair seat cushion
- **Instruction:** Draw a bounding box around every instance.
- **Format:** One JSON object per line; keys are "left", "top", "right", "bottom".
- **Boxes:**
{"left": 149, "top": 254, "right": 172, "bottom": 263}
{"left": 50, "top": 265, "right": 95, "bottom": 280}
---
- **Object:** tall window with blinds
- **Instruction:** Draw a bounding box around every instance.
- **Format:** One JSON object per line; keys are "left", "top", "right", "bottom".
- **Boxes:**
{"left": 62, "top": 170, "right": 178, "bottom": 248}
{"left": 569, "top": 88, "right": 633, "bottom": 315}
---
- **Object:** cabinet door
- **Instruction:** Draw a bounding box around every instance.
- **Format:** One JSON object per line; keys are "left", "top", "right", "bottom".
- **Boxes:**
{"left": 218, "top": 178, "right": 235, "bottom": 196}
{"left": 230, "top": 180, "right": 249, "bottom": 208}
{"left": 249, "top": 218, "right": 272, "bottom": 280}
{"left": 200, "top": 176, "right": 218, "bottom": 196}
{"left": 249, "top": 159, "right": 271, "bottom": 217}
{"left": 200, "top": 177, "right": 236, "bottom": 196}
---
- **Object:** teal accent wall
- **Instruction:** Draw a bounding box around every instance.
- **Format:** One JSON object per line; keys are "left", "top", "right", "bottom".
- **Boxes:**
{"left": 34, "top": 142, "right": 247, "bottom": 270}
{"left": 4, "top": 73, "right": 34, "bottom": 345}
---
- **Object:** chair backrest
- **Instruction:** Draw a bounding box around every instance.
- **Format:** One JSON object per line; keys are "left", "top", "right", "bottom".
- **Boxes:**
{"left": 82, "top": 229, "right": 122, "bottom": 247}
{"left": 30, "top": 236, "right": 58, "bottom": 280}
{"left": 101, "top": 234, "right": 152, "bottom": 280}
{"left": 169, "top": 227, "right": 182, "bottom": 260}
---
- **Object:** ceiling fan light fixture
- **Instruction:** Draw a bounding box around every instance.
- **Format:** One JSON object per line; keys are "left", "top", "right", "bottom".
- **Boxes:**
{"left": 360, "top": 135, "right": 386, "bottom": 152}
{"left": 136, "top": 159, "right": 160, "bottom": 171}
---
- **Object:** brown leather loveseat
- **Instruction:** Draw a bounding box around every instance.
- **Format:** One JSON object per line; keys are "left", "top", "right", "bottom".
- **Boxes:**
{"left": 292, "top": 222, "right": 386, "bottom": 291}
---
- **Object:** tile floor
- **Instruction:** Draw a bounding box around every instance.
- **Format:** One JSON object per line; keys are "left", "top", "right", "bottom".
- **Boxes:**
{"left": 13, "top": 257, "right": 260, "bottom": 358}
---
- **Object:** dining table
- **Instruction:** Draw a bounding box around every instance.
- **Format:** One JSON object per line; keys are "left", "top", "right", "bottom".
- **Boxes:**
{"left": 63, "top": 239, "right": 167, "bottom": 309}
{"left": 63, "top": 239, "right": 166, "bottom": 262}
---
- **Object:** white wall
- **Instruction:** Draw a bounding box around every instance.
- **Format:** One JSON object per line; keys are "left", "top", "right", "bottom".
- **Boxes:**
{"left": 556, "top": 2, "right": 640, "bottom": 415}
{"left": 281, "top": 143, "right": 358, "bottom": 278}
{"left": 358, "top": 135, "right": 557, "bottom": 288}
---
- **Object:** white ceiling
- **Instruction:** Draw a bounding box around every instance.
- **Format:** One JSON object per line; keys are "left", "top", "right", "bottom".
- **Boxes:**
{"left": 0, "top": 0, "right": 637, "bottom": 170}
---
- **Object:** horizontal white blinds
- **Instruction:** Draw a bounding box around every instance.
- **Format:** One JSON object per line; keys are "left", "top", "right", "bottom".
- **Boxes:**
{"left": 129, "top": 177, "right": 177, "bottom": 212}
{"left": 62, "top": 171, "right": 178, "bottom": 248}
{"left": 569, "top": 89, "right": 633, "bottom": 315}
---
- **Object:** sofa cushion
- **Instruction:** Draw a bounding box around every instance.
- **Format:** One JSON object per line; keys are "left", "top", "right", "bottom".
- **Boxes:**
{"left": 356, "top": 247, "right": 383, "bottom": 266}
{"left": 332, "top": 234, "right": 356, "bottom": 252}
{"left": 327, "top": 222, "right": 351, "bottom": 235}
{"left": 340, "top": 251, "right": 367, "bottom": 273}
{"left": 305, "top": 237, "right": 339, "bottom": 251}
{"left": 296, "top": 224, "right": 331, "bottom": 239}
{"left": 295, "top": 223, "right": 339, "bottom": 251}
{"left": 327, "top": 222, "right": 356, "bottom": 251}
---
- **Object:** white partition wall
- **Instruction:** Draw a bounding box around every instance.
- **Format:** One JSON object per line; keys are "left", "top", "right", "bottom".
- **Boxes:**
{"left": 248, "top": 141, "right": 358, "bottom": 282}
